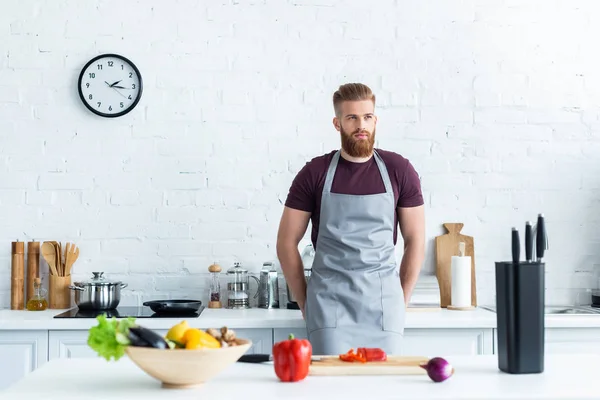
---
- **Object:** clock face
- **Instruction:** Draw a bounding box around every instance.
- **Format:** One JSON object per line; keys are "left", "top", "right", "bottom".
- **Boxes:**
{"left": 77, "top": 54, "right": 143, "bottom": 118}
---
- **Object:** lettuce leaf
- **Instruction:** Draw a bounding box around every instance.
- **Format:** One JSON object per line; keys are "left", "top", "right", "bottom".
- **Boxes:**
{"left": 87, "top": 314, "right": 137, "bottom": 361}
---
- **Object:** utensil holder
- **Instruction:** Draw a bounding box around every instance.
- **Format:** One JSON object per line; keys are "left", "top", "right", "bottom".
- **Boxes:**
{"left": 49, "top": 275, "right": 72, "bottom": 309}
{"left": 495, "top": 261, "right": 544, "bottom": 374}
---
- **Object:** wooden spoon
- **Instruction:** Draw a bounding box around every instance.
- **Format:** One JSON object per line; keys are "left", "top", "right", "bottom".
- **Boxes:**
{"left": 41, "top": 242, "right": 59, "bottom": 276}
{"left": 65, "top": 243, "right": 79, "bottom": 276}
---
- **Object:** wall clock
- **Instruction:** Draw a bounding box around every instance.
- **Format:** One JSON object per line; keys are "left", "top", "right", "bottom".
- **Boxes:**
{"left": 77, "top": 53, "right": 143, "bottom": 118}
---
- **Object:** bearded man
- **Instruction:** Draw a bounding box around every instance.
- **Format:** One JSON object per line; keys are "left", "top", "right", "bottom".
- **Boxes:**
{"left": 276, "top": 82, "right": 425, "bottom": 355}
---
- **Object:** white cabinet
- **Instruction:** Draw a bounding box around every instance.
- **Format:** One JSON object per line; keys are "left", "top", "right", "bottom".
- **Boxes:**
{"left": 274, "top": 328, "right": 307, "bottom": 343}
{"left": 0, "top": 330, "right": 48, "bottom": 390}
{"left": 275, "top": 328, "right": 493, "bottom": 356}
{"left": 545, "top": 328, "right": 600, "bottom": 354}
{"left": 49, "top": 330, "right": 98, "bottom": 360}
{"left": 403, "top": 329, "right": 493, "bottom": 356}
{"left": 235, "top": 329, "right": 273, "bottom": 354}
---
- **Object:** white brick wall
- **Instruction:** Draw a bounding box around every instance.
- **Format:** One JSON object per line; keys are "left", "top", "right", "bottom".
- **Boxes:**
{"left": 0, "top": 0, "right": 599, "bottom": 308}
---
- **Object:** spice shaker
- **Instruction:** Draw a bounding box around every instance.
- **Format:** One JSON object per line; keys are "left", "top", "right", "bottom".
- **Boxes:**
{"left": 208, "top": 263, "right": 222, "bottom": 308}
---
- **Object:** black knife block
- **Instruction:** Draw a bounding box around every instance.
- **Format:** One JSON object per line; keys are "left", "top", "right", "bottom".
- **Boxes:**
{"left": 495, "top": 261, "right": 545, "bottom": 374}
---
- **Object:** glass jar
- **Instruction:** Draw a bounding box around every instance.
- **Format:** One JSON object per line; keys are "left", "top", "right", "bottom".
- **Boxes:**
{"left": 208, "top": 263, "right": 222, "bottom": 308}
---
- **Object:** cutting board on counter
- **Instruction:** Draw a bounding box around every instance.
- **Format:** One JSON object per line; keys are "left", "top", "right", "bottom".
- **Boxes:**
{"left": 435, "top": 223, "right": 477, "bottom": 308}
{"left": 309, "top": 356, "right": 429, "bottom": 376}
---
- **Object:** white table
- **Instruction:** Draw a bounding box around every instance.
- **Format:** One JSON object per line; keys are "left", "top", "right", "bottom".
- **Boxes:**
{"left": 2, "top": 354, "right": 598, "bottom": 399}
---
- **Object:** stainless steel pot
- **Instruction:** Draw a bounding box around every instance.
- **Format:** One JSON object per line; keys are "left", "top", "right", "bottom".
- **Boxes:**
{"left": 69, "top": 272, "right": 128, "bottom": 310}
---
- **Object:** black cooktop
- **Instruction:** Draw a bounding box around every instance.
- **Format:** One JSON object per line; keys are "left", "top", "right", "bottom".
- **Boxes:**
{"left": 53, "top": 306, "right": 205, "bottom": 319}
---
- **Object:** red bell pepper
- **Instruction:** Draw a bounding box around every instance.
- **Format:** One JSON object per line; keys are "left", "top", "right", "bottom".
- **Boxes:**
{"left": 272, "top": 334, "right": 312, "bottom": 382}
{"left": 339, "top": 348, "right": 387, "bottom": 362}
{"left": 357, "top": 347, "right": 387, "bottom": 362}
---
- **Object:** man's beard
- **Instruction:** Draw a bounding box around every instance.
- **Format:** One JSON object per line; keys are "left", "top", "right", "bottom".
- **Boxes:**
{"left": 340, "top": 126, "right": 376, "bottom": 158}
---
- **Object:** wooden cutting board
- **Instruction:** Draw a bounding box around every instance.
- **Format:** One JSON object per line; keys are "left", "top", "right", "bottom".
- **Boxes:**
{"left": 308, "top": 356, "right": 429, "bottom": 376}
{"left": 434, "top": 223, "right": 477, "bottom": 308}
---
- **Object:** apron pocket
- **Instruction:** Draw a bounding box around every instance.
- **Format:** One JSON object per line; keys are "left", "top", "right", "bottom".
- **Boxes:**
{"left": 305, "top": 288, "right": 338, "bottom": 333}
{"left": 380, "top": 271, "right": 405, "bottom": 334}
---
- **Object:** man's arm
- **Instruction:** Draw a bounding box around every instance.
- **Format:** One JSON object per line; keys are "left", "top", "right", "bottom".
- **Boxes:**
{"left": 397, "top": 205, "right": 425, "bottom": 305}
{"left": 276, "top": 206, "right": 311, "bottom": 315}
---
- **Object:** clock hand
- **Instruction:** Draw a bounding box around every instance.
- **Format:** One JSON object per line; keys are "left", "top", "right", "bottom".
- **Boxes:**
{"left": 104, "top": 81, "right": 111, "bottom": 86}
{"left": 111, "top": 87, "right": 127, "bottom": 99}
{"left": 112, "top": 85, "right": 128, "bottom": 89}
{"left": 109, "top": 80, "right": 122, "bottom": 88}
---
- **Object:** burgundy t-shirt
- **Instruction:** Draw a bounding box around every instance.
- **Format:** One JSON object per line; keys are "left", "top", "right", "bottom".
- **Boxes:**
{"left": 284, "top": 148, "right": 424, "bottom": 249}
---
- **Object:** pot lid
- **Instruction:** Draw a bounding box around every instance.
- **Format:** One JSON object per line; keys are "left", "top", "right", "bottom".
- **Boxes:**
{"left": 74, "top": 272, "right": 122, "bottom": 287}
{"left": 227, "top": 262, "right": 247, "bottom": 274}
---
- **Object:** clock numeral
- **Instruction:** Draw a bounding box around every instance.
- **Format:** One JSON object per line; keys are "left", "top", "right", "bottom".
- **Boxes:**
{"left": 121, "top": 64, "right": 124, "bottom": 70}
{"left": 128, "top": 95, "right": 132, "bottom": 100}
{"left": 108, "top": 61, "right": 114, "bottom": 67}
{"left": 86, "top": 83, "right": 90, "bottom": 88}
{"left": 89, "top": 73, "right": 96, "bottom": 79}
{"left": 129, "top": 72, "right": 133, "bottom": 78}
{"left": 132, "top": 83, "right": 136, "bottom": 89}
{"left": 97, "top": 64, "right": 103, "bottom": 70}
{"left": 109, "top": 105, "right": 113, "bottom": 111}
{"left": 88, "top": 94, "right": 93, "bottom": 100}
{"left": 120, "top": 102, "right": 124, "bottom": 108}
{"left": 97, "top": 102, "right": 101, "bottom": 108}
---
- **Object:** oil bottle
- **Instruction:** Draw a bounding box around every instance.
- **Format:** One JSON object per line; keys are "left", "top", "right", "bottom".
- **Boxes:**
{"left": 26, "top": 278, "right": 48, "bottom": 311}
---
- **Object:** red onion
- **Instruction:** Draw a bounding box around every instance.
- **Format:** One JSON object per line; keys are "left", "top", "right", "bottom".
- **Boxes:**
{"left": 420, "top": 357, "right": 454, "bottom": 382}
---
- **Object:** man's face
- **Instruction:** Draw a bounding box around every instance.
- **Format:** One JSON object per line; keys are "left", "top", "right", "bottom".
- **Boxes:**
{"left": 334, "top": 100, "right": 377, "bottom": 158}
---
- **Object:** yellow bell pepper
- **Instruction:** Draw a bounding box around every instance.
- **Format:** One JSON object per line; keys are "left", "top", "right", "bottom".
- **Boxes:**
{"left": 183, "top": 328, "right": 221, "bottom": 349}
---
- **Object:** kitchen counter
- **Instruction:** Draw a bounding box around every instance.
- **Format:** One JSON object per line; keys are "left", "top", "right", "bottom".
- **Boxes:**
{"left": 2, "top": 306, "right": 600, "bottom": 330}
{"left": 3, "top": 354, "right": 598, "bottom": 399}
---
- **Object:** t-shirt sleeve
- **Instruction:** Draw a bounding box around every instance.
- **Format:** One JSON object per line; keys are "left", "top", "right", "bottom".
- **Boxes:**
{"left": 284, "top": 162, "right": 316, "bottom": 213}
{"left": 398, "top": 160, "right": 424, "bottom": 208}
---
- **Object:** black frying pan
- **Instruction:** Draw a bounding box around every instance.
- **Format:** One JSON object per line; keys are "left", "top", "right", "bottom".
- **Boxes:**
{"left": 143, "top": 299, "right": 203, "bottom": 314}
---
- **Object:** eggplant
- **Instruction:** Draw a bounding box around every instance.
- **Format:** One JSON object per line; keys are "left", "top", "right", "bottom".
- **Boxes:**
{"left": 128, "top": 326, "right": 169, "bottom": 349}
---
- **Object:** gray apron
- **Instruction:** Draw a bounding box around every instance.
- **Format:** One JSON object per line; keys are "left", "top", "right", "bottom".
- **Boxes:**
{"left": 305, "top": 150, "right": 405, "bottom": 356}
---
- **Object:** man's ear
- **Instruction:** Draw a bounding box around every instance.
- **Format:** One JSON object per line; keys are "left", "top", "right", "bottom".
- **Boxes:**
{"left": 332, "top": 116, "right": 341, "bottom": 131}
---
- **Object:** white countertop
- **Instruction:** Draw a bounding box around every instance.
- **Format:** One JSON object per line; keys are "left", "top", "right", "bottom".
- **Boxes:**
{"left": 1, "top": 306, "right": 600, "bottom": 330}
{"left": 3, "top": 354, "right": 599, "bottom": 399}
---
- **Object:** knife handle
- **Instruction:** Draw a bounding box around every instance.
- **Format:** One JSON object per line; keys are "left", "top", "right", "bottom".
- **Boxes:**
{"left": 511, "top": 228, "right": 520, "bottom": 264}
{"left": 536, "top": 214, "right": 546, "bottom": 261}
{"left": 237, "top": 354, "right": 271, "bottom": 363}
{"left": 525, "top": 221, "right": 533, "bottom": 262}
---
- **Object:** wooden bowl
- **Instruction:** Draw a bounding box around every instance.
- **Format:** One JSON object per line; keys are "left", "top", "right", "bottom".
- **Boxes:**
{"left": 125, "top": 339, "right": 252, "bottom": 389}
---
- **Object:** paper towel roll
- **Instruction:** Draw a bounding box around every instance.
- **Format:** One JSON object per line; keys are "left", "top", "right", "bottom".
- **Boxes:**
{"left": 451, "top": 255, "right": 471, "bottom": 307}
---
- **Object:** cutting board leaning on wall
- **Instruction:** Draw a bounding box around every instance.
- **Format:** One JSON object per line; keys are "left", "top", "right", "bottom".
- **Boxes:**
{"left": 434, "top": 223, "right": 477, "bottom": 308}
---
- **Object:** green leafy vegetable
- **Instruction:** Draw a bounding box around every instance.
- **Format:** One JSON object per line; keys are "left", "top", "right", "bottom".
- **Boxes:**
{"left": 87, "top": 314, "right": 137, "bottom": 361}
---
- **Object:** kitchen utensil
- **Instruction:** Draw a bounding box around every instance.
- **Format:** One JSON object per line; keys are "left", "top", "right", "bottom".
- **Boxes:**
{"left": 434, "top": 223, "right": 477, "bottom": 308}
{"left": 258, "top": 261, "right": 279, "bottom": 309}
{"left": 69, "top": 272, "right": 127, "bottom": 310}
{"left": 41, "top": 242, "right": 59, "bottom": 276}
{"left": 512, "top": 227, "right": 520, "bottom": 264}
{"left": 525, "top": 221, "right": 533, "bottom": 262}
{"left": 65, "top": 242, "right": 79, "bottom": 276}
{"left": 26, "top": 241, "right": 40, "bottom": 304}
{"left": 236, "top": 353, "right": 430, "bottom": 375}
{"left": 49, "top": 274, "right": 71, "bottom": 309}
{"left": 208, "top": 263, "right": 222, "bottom": 308}
{"left": 11, "top": 241, "right": 25, "bottom": 310}
{"left": 309, "top": 355, "right": 430, "bottom": 376}
{"left": 226, "top": 262, "right": 259, "bottom": 309}
{"left": 125, "top": 338, "right": 252, "bottom": 389}
{"left": 535, "top": 213, "right": 548, "bottom": 262}
{"left": 143, "top": 299, "right": 203, "bottom": 314}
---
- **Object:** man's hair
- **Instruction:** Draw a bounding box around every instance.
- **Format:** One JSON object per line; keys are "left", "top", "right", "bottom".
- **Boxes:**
{"left": 332, "top": 83, "right": 376, "bottom": 117}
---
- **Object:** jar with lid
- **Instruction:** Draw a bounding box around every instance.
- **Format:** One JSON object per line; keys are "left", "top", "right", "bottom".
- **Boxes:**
{"left": 208, "top": 263, "right": 222, "bottom": 308}
{"left": 226, "top": 262, "right": 259, "bottom": 309}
